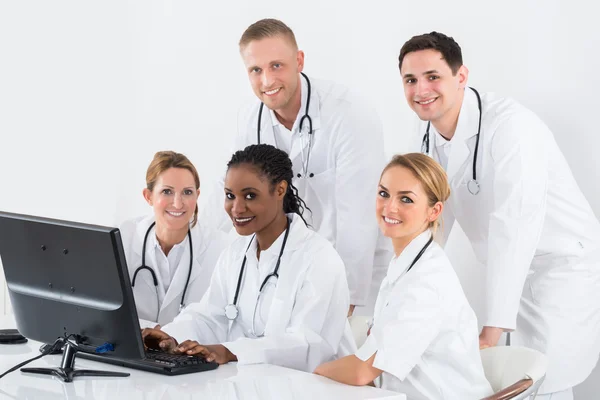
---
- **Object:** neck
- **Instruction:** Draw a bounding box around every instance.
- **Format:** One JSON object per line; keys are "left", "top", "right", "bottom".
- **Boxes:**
{"left": 256, "top": 213, "right": 288, "bottom": 256}
{"left": 431, "top": 88, "right": 465, "bottom": 140}
{"left": 391, "top": 227, "right": 429, "bottom": 258}
{"left": 155, "top": 223, "right": 188, "bottom": 256}
{"left": 273, "top": 75, "right": 302, "bottom": 131}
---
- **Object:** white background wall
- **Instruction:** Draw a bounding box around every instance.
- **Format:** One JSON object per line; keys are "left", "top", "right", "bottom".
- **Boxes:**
{"left": 1, "top": 0, "right": 599, "bottom": 397}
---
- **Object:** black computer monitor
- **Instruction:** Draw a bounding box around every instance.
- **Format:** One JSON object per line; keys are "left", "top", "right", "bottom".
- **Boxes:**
{"left": 0, "top": 211, "right": 145, "bottom": 381}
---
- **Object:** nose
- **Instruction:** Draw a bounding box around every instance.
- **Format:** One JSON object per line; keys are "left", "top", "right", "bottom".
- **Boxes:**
{"left": 172, "top": 193, "right": 183, "bottom": 209}
{"left": 231, "top": 197, "right": 247, "bottom": 215}
{"left": 384, "top": 198, "right": 399, "bottom": 214}
{"left": 261, "top": 70, "right": 273, "bottom": 88}
{"left": 415, "top": 79, "right": 432, "bottom": 98}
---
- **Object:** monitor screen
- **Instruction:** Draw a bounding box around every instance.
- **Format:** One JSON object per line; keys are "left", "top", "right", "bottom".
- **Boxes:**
{"left": 0, "top": 211, "right": 144, "bottom": 360}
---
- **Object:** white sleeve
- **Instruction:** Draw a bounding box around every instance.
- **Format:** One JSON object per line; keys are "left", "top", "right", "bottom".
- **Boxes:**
{"left": 223, "top": 246, "right": 350, "bottom": 372}
{"left": 482, "top": 114, "right": 548, "bottom": 330}
{"left": 162, "top": 248, "right": 233, "bottom": 344}
{"left": 333, "top": 102, "right": 385, "bottom": 305}
{"left": 355, "top": 277, "right": 442, "bottom": 380}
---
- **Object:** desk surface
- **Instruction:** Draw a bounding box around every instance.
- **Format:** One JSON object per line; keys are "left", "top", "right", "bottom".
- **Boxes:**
{"left": 0, "top": 315, "right": 405, "bottom": 400}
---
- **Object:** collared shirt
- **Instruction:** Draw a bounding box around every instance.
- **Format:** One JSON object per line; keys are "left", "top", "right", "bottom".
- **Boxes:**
{"left": 355, "top": 230, "right": 492, "bottom": 400}
{"left": 151, "top": 234, "right": 187, "bottom": 299}
{"left": 433, "top": 130, "right": 451, "bottom": 170}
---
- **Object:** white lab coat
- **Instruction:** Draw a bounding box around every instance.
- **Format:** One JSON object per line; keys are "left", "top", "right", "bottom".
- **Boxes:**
{"left": 202, "top": 75, "right": 393, "bottom": 311}
{"left": 417, "top": 88, "right": 600, "bottom": 393}
{"left": 355, "top": 230, "right": 493, "bottom": 400}
{"left": 120, "top": 215, "right": 229, "bottom": 326}
{"left": 162, "top": 214, "right": 357, "bottom": 373}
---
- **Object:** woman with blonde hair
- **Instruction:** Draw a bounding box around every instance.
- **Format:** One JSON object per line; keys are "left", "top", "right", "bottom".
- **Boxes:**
{"left": 315, "top": 153, "right": 492, "bottom": 399}
{"left": 120, "top": 151, "right": 228, "bottom": 326}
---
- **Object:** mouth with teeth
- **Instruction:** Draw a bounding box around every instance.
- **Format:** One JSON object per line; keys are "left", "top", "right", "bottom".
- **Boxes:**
{"left": 233, "top": 216, "right": 255, "bottom": 227}
{"left": 263, "top": 87, "right": 281, "bottom": 96}
{"left": 415, "top": 97, "right": 438, "bottom": 106}
{"left": 166, "top": 211, "right": 185, "bottom": 218}
{"left": 382, "top": 216, "right": 402, "bottom": 225}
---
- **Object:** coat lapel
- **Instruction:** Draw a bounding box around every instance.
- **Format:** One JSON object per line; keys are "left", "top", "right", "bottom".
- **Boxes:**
{"left": 446, "top": 88, "right": 479, "bottom": 182}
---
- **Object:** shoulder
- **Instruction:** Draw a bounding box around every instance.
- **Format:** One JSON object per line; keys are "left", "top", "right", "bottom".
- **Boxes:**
{"left": 481, "top": 92, "right": 552, "bottom": 142}
{"left": 119, "top": 215, "right": 153, "bottom": 241}
{"left": 194, "top": 221, "right": 229, "bottom": 248}
{"left": 313, "top": 77, "right": 376, "bottom": 118}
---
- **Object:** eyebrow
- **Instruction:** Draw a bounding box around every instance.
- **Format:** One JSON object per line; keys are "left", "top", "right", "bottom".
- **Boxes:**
{"left": 379, "top": 184, "right": 417, "bottom": 196}
{"left": 224, "top": 187, "right": 259, "bottom": 192}
{"left": 160, "top": 185, "right": 195, "bottom": 190}
{"left": 403, "top": 69, "right": 439, "bottom": 78}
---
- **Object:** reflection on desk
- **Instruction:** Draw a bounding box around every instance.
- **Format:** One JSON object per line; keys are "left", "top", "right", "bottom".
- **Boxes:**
{"left": 0, "top": 315, "right": 405, "bottom": 400}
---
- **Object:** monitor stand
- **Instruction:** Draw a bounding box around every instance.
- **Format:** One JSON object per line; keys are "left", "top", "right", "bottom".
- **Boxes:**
{"left": 21, "top": 341, "right": 130, "bottom": 382}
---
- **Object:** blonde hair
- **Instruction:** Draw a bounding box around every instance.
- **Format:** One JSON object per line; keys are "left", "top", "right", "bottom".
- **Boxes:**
{"left": 239, "top": 18, "right": 298, "bottom": 50}
{"left": 382, "top": 153, "right": 451, "bottom": 234}
{"left": 146, "top": 151, "right": 200, "bottom": 227}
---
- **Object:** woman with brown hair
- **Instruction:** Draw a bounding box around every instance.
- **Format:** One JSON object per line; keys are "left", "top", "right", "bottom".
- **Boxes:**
{"left": 120, "top": 151, "right": 228, "bottom": 326}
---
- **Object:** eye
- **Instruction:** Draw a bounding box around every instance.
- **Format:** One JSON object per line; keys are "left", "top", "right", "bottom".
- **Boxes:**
{"left": 184, "top": 189, "right": 194, "bottom": 196}
{"left": 161, "top": 189, "right": 173, "bottom": 195}
{"left": 225, "top": 193, "right": 235, "bottom": 200}
{"left": 252, "top": 67, "right": 261, "bottom": 73}
{"left": 405, "top": 78, "right": 416, "bottom": 84}
{"left": 428, "top": 75, "right": 439, "bottom": 81}
{"left": 245, "top": 193, "right": 256, "bottom": 200}
{"left": 378, "top": 190, "right": 389, "bottom": 198}
{"left": 401, "top": 196, "right": 414, "bottom": 204}
{"left": 273, "top": 63, "right": 281, "bottom": 69}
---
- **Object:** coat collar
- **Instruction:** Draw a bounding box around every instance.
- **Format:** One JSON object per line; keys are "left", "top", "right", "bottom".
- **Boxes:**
{"left": 262, "top": 74, "right": 322, "bottom": 164}
{"left": 386, "top": 230, "right": 433, "bottom": 284}
{"left": 130, "top": 214, "right": 209, "bottom": 311}
{"left": 432, "top": 87, "right": 480, "bottom": 181}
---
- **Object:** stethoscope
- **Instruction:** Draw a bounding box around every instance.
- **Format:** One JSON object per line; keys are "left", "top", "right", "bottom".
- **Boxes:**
{"left": 224, "top": 218, "right": 291, "bottom": 337}
{"left": 422, "top": 87, "right": 483, "bottom": 195}
{"left": 257, "top": 72, "right": 314, "bottom": 179}
{"left": 130, "top": 222, "right": 193, "bottom": 322}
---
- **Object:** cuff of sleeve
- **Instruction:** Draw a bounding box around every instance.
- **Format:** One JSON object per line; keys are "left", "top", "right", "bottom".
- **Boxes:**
{"left": 221, "top": 339, "right": 255, "bottom": 365}
{"left": 355, "top": 334, "right": 377, "bottom": 361}
{"left": 483, "top": 313, "right": 517, "bottom": 332}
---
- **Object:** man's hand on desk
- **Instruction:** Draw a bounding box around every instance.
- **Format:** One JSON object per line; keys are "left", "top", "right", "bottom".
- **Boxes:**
{"left": 141, "top": 325, "right": 178, "bottom": 353}
{"left": 479, "top": 326, "right": 504, "bottom": 349}
{"left": 176, "top": 342, "right": 237, "bottom": 364}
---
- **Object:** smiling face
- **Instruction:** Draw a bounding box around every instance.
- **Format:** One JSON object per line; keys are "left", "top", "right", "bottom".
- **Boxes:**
{"left": 143, "top": 167, "right": 199, "bottom": 233}
{"left": 376, "top": 165, "right": 442, "bottom": 244}
{"left": 400, "top": 49, "right": 468, "bottom": 134}
{"left": 224, "top": 164, "right": 286, "bottom": 236}
{"left": 240, "top": 35, "right": 304, "bottom": 114}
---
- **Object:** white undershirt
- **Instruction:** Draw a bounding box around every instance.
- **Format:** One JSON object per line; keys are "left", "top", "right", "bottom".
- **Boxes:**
{"left": 151, "top": 234, "right": 186, "bottom": 296}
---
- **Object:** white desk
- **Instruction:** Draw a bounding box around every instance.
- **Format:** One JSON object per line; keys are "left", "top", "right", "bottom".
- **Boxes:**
{"left": 0, "top": 316, "right": 405, "bottom": 400}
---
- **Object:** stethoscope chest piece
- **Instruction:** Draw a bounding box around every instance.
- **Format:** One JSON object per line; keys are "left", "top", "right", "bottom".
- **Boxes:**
{"left": 467, "top": 179, "right": 480, "bottom": 195}
{"left": 225, "top": 304, "right": 239, "bottom": 321}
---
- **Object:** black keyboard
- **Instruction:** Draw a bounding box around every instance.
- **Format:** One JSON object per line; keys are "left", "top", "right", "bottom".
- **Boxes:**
{"left": 144, "top": 348, "right": 209, "bottom": 367}
{"left": 77, "top": 347, "right": 219, "bottom": 375}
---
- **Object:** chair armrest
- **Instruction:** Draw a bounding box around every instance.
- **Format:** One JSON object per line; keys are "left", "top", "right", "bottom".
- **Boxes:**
{"left": 481, "top": 378, "right": 533, "bottom": 400}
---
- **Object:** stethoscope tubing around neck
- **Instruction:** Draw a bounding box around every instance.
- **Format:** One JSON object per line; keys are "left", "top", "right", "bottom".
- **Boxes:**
{"left": 130, "top": 221, "right": 194, "bottom": 321}
{"left": 406, "top": 235, "right": 434, "bottom": 273}
{"left": 257, "top": 72, "right": 314, "bottom": 179}
{"left": 226, "top": 217, "right": 291, "bottom": 326}
{"left": 423, "top": 87, "right": 483, "bottom": 195}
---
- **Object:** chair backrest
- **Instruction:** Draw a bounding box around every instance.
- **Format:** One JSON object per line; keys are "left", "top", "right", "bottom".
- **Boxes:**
{"left": 480, "top": 346, "right": 548, "bottom": 399}
{"left": 347, "top": 315, "right": 371, "bottom": 348}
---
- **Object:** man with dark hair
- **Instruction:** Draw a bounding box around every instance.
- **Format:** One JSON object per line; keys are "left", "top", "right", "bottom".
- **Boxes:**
{"left": 398, "top": 31, "right": 600, "bottom": 399}
{"left": 203, "top": 19, "right": 392, "bottom": 318}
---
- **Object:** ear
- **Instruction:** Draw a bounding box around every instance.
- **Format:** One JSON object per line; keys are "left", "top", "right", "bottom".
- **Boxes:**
{"left": 297, "top": 50, "right": 305, "bottom": 73}
{"left": 457, "top": 65, "right": 469, "bottom": 89}
{"left": 195, "top": 188, "right": 201, "bottom": 200}
{"left": 142, "top": 188, "right": 153, "bottom": 206}
{"left": 276, "top": 180, "right": 288, "bottom": 200}
{"left": 428, "top": 201, "right": 444, "bottom": 223}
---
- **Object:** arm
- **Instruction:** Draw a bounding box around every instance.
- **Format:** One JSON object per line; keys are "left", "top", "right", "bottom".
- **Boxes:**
{"left": 334, "top": 102, "right": 386, "bottom": 308}
{"left": 314, "top": 353, "right": 382, "bottom": 386}
{"left": 223, "top": 247, "right": 350, "bottom": 372}
{"left": 481, "top": 114, "right": 549, "bottom": 343}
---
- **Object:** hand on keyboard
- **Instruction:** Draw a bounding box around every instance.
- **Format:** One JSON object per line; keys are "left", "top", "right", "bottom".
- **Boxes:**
{"left": 175, "top": 341, "right": 237, "bottom": 365}
{"left": 141, "top": 325, "right": 178, "bottom": 353}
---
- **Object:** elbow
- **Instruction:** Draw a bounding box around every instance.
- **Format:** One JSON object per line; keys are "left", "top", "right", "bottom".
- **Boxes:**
{"left": 353, "top": 367, "right": 376, "bottom": 387}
